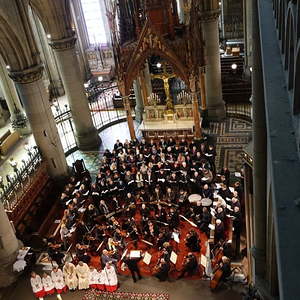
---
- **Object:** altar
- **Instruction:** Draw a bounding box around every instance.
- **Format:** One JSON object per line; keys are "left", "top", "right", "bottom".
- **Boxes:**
{"left": 138, "top": 90, "right": 200, "bottom": 141}
{"left": 139, "top": 119, "right": 195, "bottom": 141}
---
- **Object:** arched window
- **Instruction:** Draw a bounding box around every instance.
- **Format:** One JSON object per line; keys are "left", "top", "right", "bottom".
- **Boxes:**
{"left": 81, "top": 0, "right": 107, "bottom": 45}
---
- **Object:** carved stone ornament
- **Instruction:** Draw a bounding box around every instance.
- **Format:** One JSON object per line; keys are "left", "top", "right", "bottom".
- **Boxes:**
{"left": 49, "top": 36, "right": 77, "bottom": 51}
{"left": 199, "top": 9, "right": 220, "bottom": 22}
{"left": 9, "top": 64, "right": 44, "bottom": 84}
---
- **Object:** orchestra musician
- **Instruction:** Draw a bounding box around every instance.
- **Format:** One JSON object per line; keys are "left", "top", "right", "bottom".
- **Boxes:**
{"left": 185, "top": 229, "right": 201, "bottom": 253}
{"left": 154, "top": 258, "right": 170, "bottom": 282}
{"left": 122, "top": 253, "right": 142, "bottom": 283}
{"left": 177, "top": 253, "right": 198, "bottom": 279}
{"left": 46, "top": 137, "right": 242, "bottom": 291}
{"left": 211, "top": 256, "right": 232, "bottom": 289}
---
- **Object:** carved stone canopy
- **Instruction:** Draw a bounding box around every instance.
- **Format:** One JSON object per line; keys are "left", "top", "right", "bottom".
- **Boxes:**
{"left": 49, "top": 35, "right": 77, "bottom": 51}
{"left": 9, "top": 64, "right": 44, "bottom": 84}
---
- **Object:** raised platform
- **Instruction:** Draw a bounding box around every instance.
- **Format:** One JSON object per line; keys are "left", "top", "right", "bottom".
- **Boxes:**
{"left": 138, "top": 120, "right": 195, "bottom": 140}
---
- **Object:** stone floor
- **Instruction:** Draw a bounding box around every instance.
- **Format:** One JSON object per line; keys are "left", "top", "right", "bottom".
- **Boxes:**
{"left": 4, "top": 272, "right": 244, "bottom": 300}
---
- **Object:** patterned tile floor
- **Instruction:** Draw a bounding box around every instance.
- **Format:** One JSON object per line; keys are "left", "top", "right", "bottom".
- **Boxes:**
{"left": 67, "top": 118, "right": 252, "bottom": 177}
{"left": 203, "top": 117, "right": 252, "bottom": 172}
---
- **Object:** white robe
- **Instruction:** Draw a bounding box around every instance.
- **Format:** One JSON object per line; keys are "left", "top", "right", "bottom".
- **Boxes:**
{"left": 30, "top": 275, "right": 44, "bottom": 293}
{"left": 51, "top": 269, "right": 66, "bottom": 290}
{"left": 42, "top": 275, "right": 54, "bottom": 292}
{"left": 76, "top": 263, "right": 90, "bottom": 290}
{"left": 63, "top": 263, "right": 78, "bottom": 290}
{"left": 103, "top": 266, "right": 118, "bottom": 286}
{"left": 98, "top": 270, "right": 106, "bottom": 285}
{"left": 89, "top": 269, "right": 99, "bottom": 285}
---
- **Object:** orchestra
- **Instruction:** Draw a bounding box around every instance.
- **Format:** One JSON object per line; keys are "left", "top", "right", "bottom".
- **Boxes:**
{"left": 31, "top": 137, "right": 243, "bottom": 295}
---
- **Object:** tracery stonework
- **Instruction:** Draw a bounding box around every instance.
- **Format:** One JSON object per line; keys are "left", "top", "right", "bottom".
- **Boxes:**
{"left": 9, "top": 64, "right": 44, "bottom": 84}
{"left": 49, "top": 36, "right": 77, "bottom": 51}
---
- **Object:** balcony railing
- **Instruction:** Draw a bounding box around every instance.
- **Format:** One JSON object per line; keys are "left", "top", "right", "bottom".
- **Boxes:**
{"left": 0, "top": 148, "right": 42, "bottom": 208}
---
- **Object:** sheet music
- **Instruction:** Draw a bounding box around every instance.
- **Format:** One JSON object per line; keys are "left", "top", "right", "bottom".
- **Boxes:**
{"left": 200, "top": 254, "right": 207, "bottom": 268}
{"left": 226, "top": 204, "right": 233, "bottom": 211}
{"left": 208, "top": 224, "right": 215, "bottom": 230}
{"left": 234, "top": 172, "right": 241, "bottom": 177}
{"left": 170, "top": 251, "right": 177, "bottom": 264}
{"left": 143, "top": 252, "right": 152, "bottom": 265}
{"left": 130, "top": 250, "right": 141, "bottom": 258}
{"left": 229, "top": 187, "right": 235, "bottom": 193}
{"left": 172, "top": 232, "right": 180, "bottom": 243}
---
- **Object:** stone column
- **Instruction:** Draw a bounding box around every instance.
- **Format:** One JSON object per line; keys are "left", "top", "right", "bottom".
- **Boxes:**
{"left": 190, "top": 75, "right": 202, "bottom": 139}
{"left": 244, "top": 0, "right": 253, "bottom": 76}
{"left": 70, "top": 0, "right": 91, "bottom": 81}
{"left": 133, "top": 80, "right": 144, "bottom": 123}
{"left": 176, "top": 0, "right": 185, "bottom": 24}
{"left": 0, "top": 58, "right": 31, "bottom": 134}
{"left": 29, "top": 8, "right": 64, "bottom": 97}
{"left": 49, "top": 36, "right": 101, "bottom": 150}
{"left": 139, "top": 72, "right": 149, "bottom": 106}
{"left": 199, "top": 68, "right": 207, "bottom": 111}
{"left": 252, "top": 0, "right": 267, "bottom": 282}
{"left": 10, "top": 65, "right": 68, "bottom": 178}
{"left": 0, "top": 201, "right": 19, "bottom": 287}
{"left": 200, "top": 2, "right": 226, "bottom": 120}
{"left": 144, "top": 63, "right": 153, "bottom": 97}
{"left": 118, "top": 81, "right": 136, "bottom": 140}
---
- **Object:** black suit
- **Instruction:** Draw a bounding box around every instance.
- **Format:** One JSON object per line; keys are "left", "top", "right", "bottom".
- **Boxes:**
{"left": 124, "top": 258, "right": 142, "bottom": 282}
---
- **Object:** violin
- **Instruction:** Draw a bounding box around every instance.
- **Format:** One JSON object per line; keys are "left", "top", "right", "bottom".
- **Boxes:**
{"left": 50, "top": 243, "right": 62, "bottom": 249}
{"left": 76, "top": 244, "right": 89, "bottom": 250}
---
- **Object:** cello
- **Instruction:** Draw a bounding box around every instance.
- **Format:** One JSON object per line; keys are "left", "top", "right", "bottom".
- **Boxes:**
{"left": 210, "top": 265, "right": 223, "bottom": 290}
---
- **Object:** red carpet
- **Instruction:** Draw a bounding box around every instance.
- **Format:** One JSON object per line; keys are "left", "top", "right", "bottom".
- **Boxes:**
{"left": 88, "top": 212, "right": 207, "bottom": 280}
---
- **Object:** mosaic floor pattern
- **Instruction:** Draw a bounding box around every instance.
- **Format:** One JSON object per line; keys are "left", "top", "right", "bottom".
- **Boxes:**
{"left": 203, "top": 117, "right": 252, "bottom": 172}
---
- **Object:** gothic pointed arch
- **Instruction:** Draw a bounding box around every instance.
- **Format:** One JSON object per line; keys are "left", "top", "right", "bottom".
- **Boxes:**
{"left": 121, "top": 20, "right": 189, "bottom": 93}
{"left": 0, "top": 14, "right": 31, "bottom": 71}
{"left": 29, "top": 0, "right": 74, "bottom": 40}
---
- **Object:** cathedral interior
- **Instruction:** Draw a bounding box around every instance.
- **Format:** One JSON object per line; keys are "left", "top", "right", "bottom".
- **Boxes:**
{"left": 0, "top": 0, "right": 299, "bottom": 300}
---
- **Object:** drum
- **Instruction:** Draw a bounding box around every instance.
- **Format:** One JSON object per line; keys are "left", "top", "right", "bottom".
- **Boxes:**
{"left": 201, "top": 198, "right": 212, "bottom": 207}
{"left": 188, "top": 194, "right": 201, "bottom": 203}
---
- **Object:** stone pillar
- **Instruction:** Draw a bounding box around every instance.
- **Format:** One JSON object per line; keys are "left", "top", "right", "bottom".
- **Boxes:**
{"left": 0, "top": 58, "right": 31, "bottom": 134}
{"left": 118, "top": 81, "right": 136, "bottom": 140}
{"left": 200, "top": 2, "right": 226, "bottom": 120}
{"left": 0, "top": 201, "right": 19, "bottom": 287}
{"left": 10, "top": 65, "right": 68, "bottom": 178}
{"left": 49, "top": 36, "right": 101, "bottom": 150}
{"left": 139, "top": 73, "right": 149, "bottom": 106}
{"left": 133, "top": 80, "right": 144, "bottom": 123}
{"left": 144, "top": 63, "right": 153, "bottom": 97}
{"left": 190, "top": 75, "right": 202, "bottom": 139}
{"left": 199, "top": 69, "right": 207, "bottom": 111}
{"left": 176, "top": 0, "right": 185, "bottom": 24}
{"left": 252, "top": 0, "right": 267, "bottom": 282}
{"left": 29, "top": 8, "right": 64, "bottom": 97}
{"left": 70, "top": 0, "right": 91, "bottom": 81}
{"left": 244, "top": 0, "right": 253, "bottom": 76}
